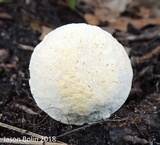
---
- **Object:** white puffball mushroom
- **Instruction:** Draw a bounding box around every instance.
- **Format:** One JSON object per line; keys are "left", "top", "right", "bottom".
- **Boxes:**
{"left": 29, "top": 23, "right": 133, "bottom": 125}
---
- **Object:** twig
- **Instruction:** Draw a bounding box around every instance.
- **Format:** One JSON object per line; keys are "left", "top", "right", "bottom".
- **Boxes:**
{"left": 17, "top": 44, "right": 34, "bottom": 51}
{"left": 0, "top": 138, "right": 64, "bottom": 145}
{"left": 57, "top": 117, "right": 128, "bottom": 138}
{"left": 129, "top": 117, "right": 147, "bottom": 139}
{"left": 0, "top": 122, "right": 45, "bottom": 139}
{"left": 0, "top": 122, "right": 67, "bottom": 145}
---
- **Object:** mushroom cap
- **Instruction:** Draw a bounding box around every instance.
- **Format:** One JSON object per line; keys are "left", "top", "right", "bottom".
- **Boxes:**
{"left": 29, "top": 23, "right": 133, "bottom": 125}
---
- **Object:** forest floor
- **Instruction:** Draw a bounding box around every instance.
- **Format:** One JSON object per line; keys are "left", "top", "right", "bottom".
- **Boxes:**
{"left": 0, "top": 0, "right": 160, "bottom": 145}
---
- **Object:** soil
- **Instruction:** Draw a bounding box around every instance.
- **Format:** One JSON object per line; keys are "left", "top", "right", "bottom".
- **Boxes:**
{"left": 0, "top": 0, "right": 160, "bottom": 145}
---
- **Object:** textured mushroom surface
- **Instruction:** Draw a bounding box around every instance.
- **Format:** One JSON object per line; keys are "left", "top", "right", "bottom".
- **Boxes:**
{"left": 29, "top": 23, "right": 133, "bottom": 125}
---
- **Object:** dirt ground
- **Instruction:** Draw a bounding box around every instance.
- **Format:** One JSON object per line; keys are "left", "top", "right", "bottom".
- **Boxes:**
{"left": 0, "top": 0, "right": 160, "bottom": 145}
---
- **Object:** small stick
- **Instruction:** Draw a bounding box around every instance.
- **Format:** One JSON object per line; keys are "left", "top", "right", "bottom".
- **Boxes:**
{"left": 0, "top": 138, "right": 65, "bottom": 145}
{"left": 0, "top": 122, "right": 67, "bottom": 145}
{"left": 57, "top": 117, "right": 128, "bottom": 138}
{"left": 0, "top": 122, "right": 45, "bottom": 139}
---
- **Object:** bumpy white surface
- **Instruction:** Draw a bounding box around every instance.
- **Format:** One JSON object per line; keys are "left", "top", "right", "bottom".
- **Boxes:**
{"left": 29, "top": 23, "right": 133, "bottom": 125}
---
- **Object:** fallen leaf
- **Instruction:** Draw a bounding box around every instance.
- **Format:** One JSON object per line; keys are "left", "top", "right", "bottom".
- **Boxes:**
{"left": 138, "top": 6, "right": 151, "bottom": 18}
{"left": 95, "top": 8, "right": 118, "bottom": 23}
{"left": 39, "top": 26, "right": 53, "bottom": 40}
{"left": 102, "top": 0, "right": 132, "bottom": 13}
{"left": 84, "top": 13, "right": 100, "bottom": 25}
{"left": 94, "top": 0, "right": 132, "bottom": 23}
{"left": 111, "top": 17, "right": 160, "bottom": 32}
{"left": 131, "top": 18, "right": 160, "bottom": 30}
{"left": 0, "top": 12, "right": 12, "bottom": 19}
{"left": 130, "top": 0, "right": 160, "bottom": 8}
{"left": 128, "top": 0, "right": 160, "bottom": 18}
{"left": 111, "top": 17, "right": 130, "bottom": 32}
{"left": 123, "top": 135, "right": 148, "bottom": 144}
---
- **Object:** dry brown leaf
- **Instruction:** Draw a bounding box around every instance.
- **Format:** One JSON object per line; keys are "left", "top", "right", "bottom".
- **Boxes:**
{"left": 84, "top": 13, "right": 100, "bottom": 25}
{"left": 0, "top": 12, "right": 12, "bottom": 19}
{"left": 94, "top": 0, "right": 132, "bottom": 23}
{"left": 111, "top": 17, "right": 160, "bottom": 32}
{"left": 130, "top": 0, "right": 160, "bottom": 8}
{"left": 39, "top": 26, "right": 53, "bottom": 40}
{"left": 131, "top": 18, "right": 160, "bottom": 29}
{"left": 128, "top": 0, "right": 160, "bottom": 18}
{"left": 95, "top": 8, "right": 118, "bottom": 23}
{"left": 138, "top": 6, "right": 151, "bottom": 18}
{"left": 123, "top": 135, "right": 148, "bottom": 144}
{"left": 101, "top": 0, "right": 132, "bottom": 13}
{"left": 111, "top": 17, "right": 130, "bottom": 32}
